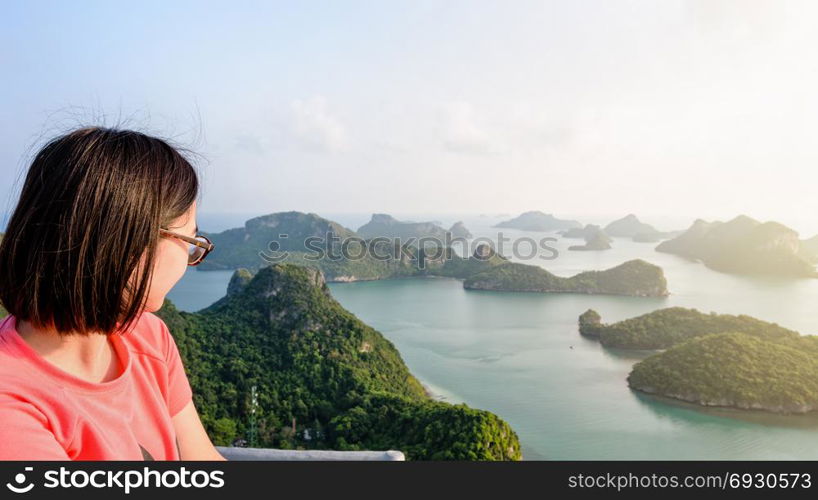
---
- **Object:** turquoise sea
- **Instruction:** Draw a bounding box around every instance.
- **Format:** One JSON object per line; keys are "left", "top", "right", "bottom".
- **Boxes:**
{"left": 168, "top": 213, "right": 818, "bottom": 460}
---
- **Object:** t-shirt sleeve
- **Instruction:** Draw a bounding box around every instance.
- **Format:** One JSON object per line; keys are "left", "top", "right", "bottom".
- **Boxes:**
{"left": 0, "top": 395, "right": 71, "bottom": 460}
{"left": 160, "top": 319, "right": 193, "bottom": 418}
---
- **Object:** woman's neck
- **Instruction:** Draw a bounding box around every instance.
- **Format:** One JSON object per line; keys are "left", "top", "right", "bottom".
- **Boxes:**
{"left": 15, "top": 319, "right": 122, "bottom": 384}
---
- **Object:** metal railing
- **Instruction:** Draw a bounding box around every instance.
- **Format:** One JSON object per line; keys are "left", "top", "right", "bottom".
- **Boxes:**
{"left": 215, "top": 446, "right": 405, "bottom": 461}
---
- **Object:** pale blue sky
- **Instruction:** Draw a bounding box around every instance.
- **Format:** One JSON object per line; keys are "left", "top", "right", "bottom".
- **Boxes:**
{"left": 2, "top": 1, "right": 817, "bottom": 234}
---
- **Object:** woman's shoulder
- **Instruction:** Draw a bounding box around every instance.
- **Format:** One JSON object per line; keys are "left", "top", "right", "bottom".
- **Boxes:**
{"left": 0, "top": 316, "right": 40, "bottom": 375}
{"left": 121, "top": 311, "right": 176, "bottom": 362}
{"left": 0, "top": 326, "right": 70, "bottom": 410}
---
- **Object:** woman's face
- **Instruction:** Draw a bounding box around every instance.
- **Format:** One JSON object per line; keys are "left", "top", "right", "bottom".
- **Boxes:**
{"left": 139, "top": 200, "right": 198, "bottom": 313}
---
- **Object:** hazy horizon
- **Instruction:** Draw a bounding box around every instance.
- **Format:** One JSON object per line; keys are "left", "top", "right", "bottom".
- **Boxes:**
{"left": 137, "top": 210, "right": 818, "bottom": 238}
{"left": 3, "top": 1, "right": 817, "bottom": 231}
{"left": 5, "top": 208, "right": 818, "bottom": 238}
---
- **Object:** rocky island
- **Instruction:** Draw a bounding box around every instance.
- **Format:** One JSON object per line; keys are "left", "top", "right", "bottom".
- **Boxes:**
{"left": 567, "top": 225, "right": 612, "bottom": 251}
{"left": 560, "top": 224, "right": 600, "bottom": 239}
{"left": 628, "top": 331, "right": 818, "bottom": 414}
{"left": 448, "top": 221, "right": 473, "bottom": 239}
{"left": 357, "top": 213, "right": 453, "bottom": 241}
{"left": 463, "top": 259, "right": 668, "bottom": 297}
{"left": 656, "top": 215, "right": 817, "bottom": 278}
{"left": 604, "top": 214, "right": 666, "bottom": 242}
{"left": 493, "top": 211, "right": 581, "bottom": 232}
{"left": 578, "top": 307, "right": 797, "bottom": 349}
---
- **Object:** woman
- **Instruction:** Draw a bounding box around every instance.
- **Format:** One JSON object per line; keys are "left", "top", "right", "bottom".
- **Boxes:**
{"left": 0, "top": 126, "right": 226, "bottom": 460}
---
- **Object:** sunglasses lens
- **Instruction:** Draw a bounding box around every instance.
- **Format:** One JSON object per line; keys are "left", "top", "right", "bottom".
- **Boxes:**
{"left": 188, "top": 237, "right": 209, "bottom": 265}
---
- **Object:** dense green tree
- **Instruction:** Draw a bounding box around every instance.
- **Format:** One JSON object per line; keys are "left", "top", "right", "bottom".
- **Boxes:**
{"left": 210, "top": 417, "right": 238, "bottom": 445}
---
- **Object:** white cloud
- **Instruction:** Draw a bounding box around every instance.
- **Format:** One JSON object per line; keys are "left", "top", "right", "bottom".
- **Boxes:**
{"left": 437, "top": 100, "right": 507, "bottom": 155}
{"left": 290, "top": 96, "right": 349, "bottom": 153}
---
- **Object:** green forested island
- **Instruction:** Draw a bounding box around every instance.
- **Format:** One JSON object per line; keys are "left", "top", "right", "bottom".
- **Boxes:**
{"left": 430, "top": 244, "right": 509, "bottom": 278}
{"left": 628, "top": 332, "right": 818, "bottom": 414}
{"left": 155, "top": 264, "right": 521, "bottom": 460}
{"left": 198, "top": 211, "right": 357, "bottom": 273}
{"left": 578, "top": 307, "right": 818, "bottom": 414}
{"left": 656, "top": 215, "right": 817, "bottom": 278}
{"left": 578, "top": 307, "right": 797, "bottom": 349}
{"left": 463, "top": 259, "right": 667, "bottom": 296}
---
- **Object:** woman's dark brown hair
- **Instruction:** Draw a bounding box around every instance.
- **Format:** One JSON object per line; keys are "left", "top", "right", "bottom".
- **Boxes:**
{"left": 0, "top": 126, "right": 200, "bottom": 337}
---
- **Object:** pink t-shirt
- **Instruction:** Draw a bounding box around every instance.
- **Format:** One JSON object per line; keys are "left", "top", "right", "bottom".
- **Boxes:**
{"left": 0, "top": 311, "right": 193, "bottom": 460}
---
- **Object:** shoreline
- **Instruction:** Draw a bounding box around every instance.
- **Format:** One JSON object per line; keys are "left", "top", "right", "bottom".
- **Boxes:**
{"left": 420, "top": 381, "right": 448, "bottom": 402}
{"left": 632, "top": 389, "right": 818, "bottom": 429}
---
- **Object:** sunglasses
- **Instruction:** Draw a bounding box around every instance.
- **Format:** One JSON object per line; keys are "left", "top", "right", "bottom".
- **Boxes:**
{"left": 159, "top": 227, "right": 215, "bottom": 266}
